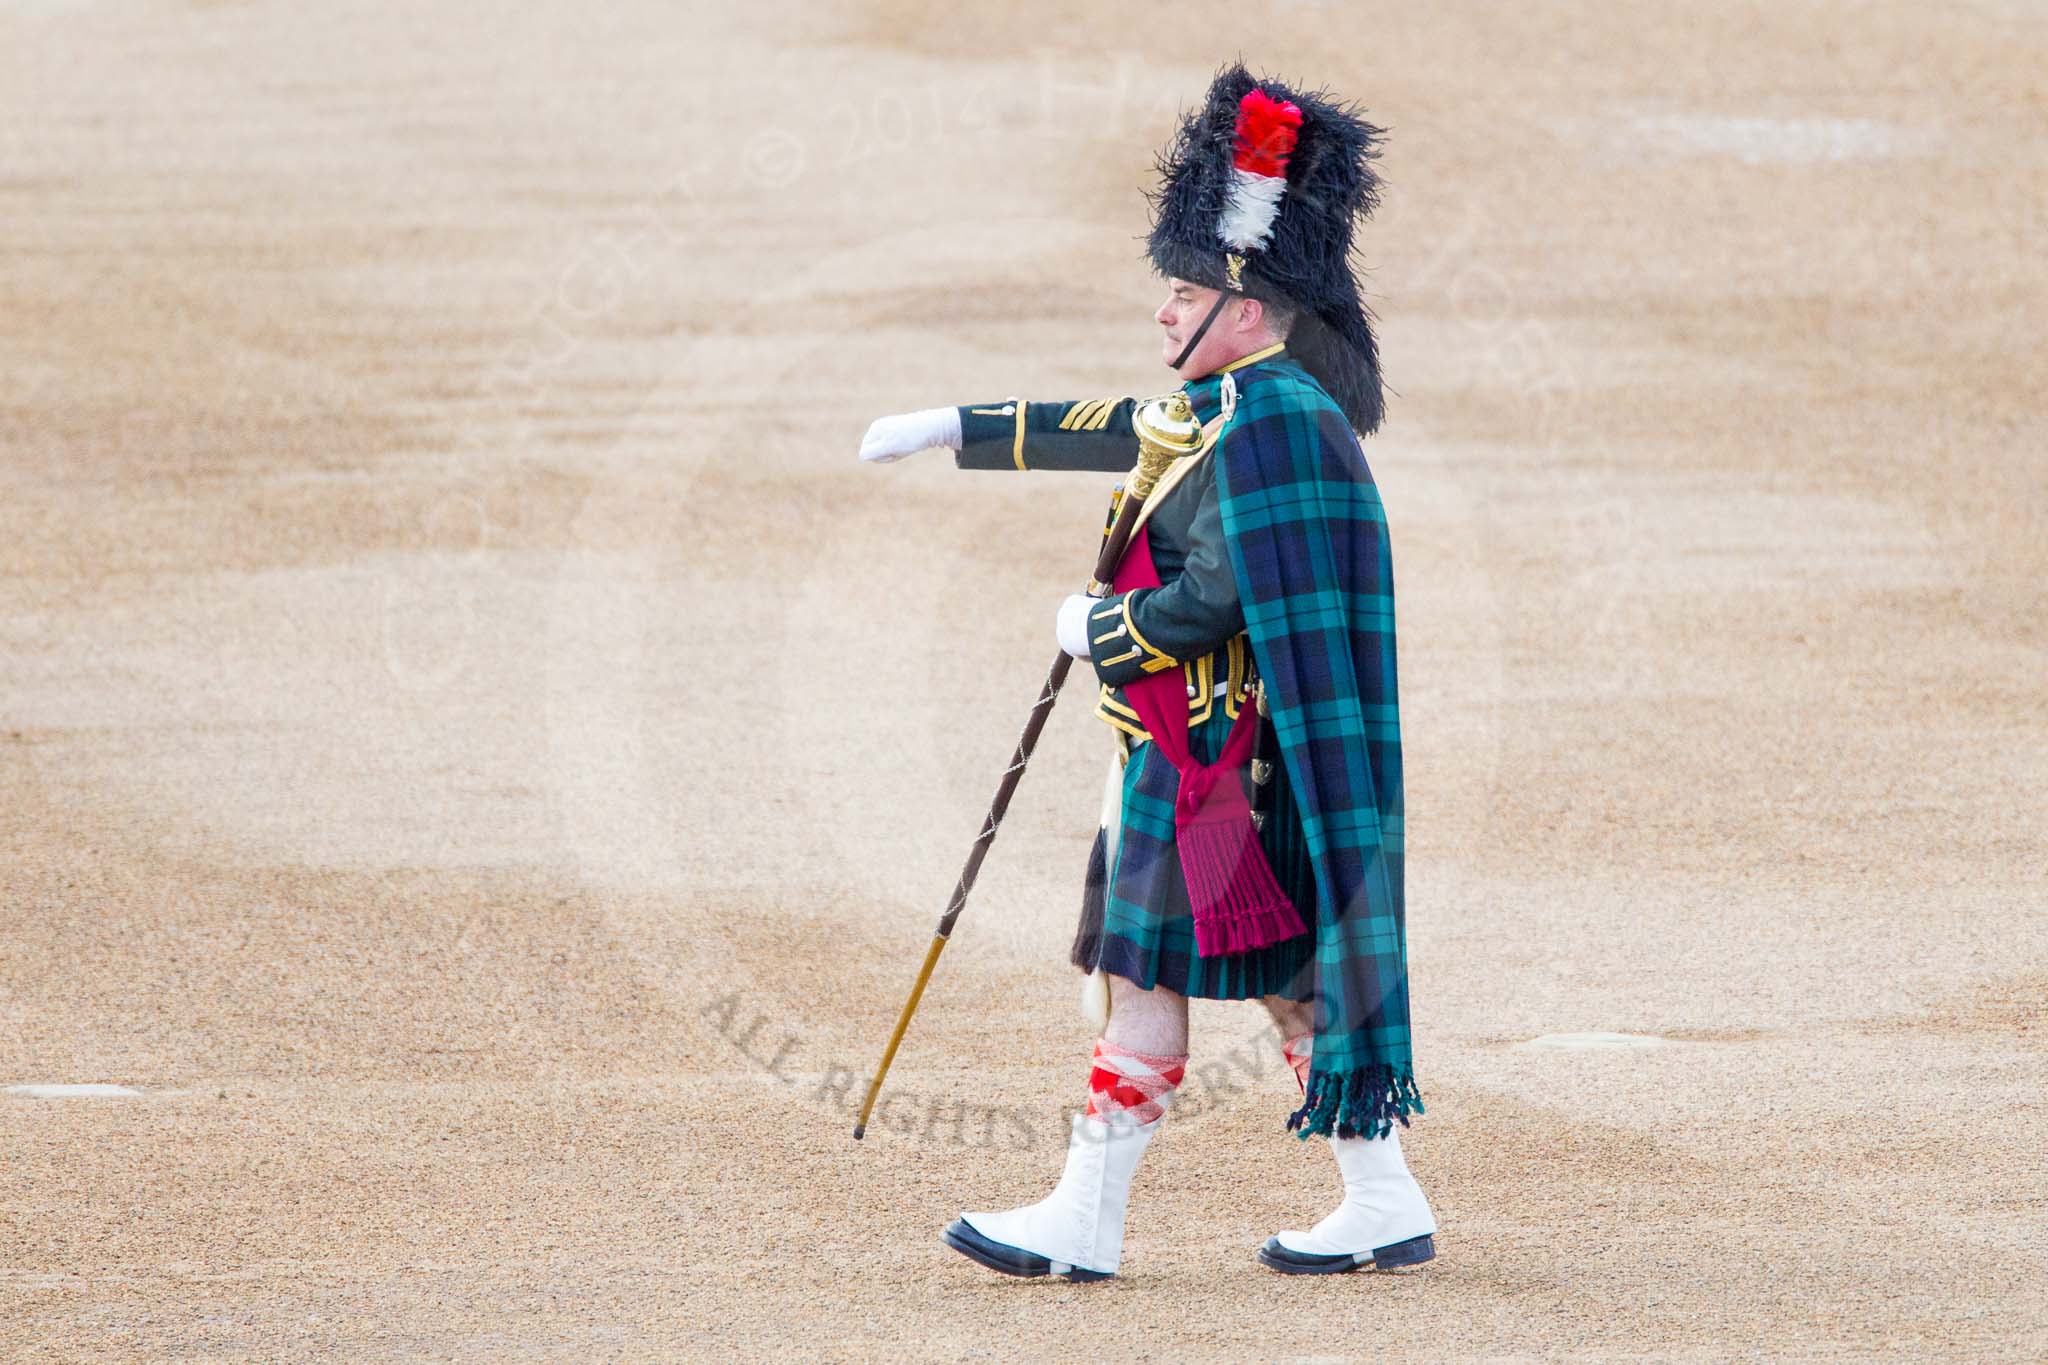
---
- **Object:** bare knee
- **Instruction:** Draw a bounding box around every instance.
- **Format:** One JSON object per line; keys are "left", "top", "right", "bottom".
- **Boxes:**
{"left": 1104, "top": 978, "right": 1189, "bottom": 1056}
{"left": 1260, "top": 994, "right": 1312, "bottom": 1039}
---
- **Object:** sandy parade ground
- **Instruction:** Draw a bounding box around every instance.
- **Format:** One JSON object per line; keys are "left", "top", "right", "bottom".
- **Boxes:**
{"left": 2, "top": 1, "right": 2044, "bottom": 1359}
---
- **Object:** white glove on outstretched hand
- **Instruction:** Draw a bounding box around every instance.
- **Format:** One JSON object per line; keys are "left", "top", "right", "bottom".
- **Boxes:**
{"left": 858, "top": 407, "right": 963, "bottom": 463}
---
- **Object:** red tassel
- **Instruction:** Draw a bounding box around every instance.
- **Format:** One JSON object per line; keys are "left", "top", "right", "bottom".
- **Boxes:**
{"left": 1181, "top": 815, "right": 1306, "bottom": 956}
{"left": 1232, "top": 89, "right": 1303, "bottom": 179}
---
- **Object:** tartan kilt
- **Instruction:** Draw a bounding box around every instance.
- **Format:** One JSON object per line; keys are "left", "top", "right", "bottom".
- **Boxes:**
{"left": 1069, "top": 705, "right": 1318, "bottom": 1001}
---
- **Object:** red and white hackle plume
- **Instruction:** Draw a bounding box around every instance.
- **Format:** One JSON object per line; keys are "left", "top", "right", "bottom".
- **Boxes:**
{"left": 1217, "top": 88, "right": 1303, "bottom": 253}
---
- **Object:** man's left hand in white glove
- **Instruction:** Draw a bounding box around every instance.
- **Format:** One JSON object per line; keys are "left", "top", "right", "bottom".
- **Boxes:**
{"left": 1056, "top": 593, "right": 1096, "bottom": 660}
{"left": 858, "top": 407, "right": 963, "bottom": 463}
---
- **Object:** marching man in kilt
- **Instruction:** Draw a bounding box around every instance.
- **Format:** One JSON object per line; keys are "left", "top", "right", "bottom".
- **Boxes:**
{"left": 859, "top": 65, "right": 1433, "bottom": 1280}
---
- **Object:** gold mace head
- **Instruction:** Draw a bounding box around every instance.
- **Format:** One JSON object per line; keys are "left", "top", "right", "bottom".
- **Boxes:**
{"left": 1129, "top": 391, "right": 1205, "bottom": 497}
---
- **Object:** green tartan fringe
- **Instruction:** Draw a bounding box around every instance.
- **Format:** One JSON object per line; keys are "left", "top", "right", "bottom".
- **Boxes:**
{"left": 1287, "top": 1065, "right": 1425, "bottom": 1141}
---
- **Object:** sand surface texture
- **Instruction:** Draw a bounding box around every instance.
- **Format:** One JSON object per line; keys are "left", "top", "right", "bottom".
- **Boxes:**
{"left": 4, "top": 2, "right": 2044, "bottom": 1360}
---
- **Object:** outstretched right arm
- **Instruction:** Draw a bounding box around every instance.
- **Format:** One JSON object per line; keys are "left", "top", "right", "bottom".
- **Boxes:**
{"left": 858, "top": 398, "right": 1138, "bottom": 473}
{"left": 953, "top": 398, "right": 1137, "bottom": 473}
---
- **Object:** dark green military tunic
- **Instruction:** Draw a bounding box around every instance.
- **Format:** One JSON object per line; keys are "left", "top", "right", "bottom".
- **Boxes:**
{"left": 954, "top": 366, "right": 1318, "bottom": 1001}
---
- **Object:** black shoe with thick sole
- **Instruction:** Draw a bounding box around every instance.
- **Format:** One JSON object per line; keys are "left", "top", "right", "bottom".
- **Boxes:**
{"left": 1256, "top": 1232, "right": 1436, "bottom": 1275}
{"left": 942, "top": 1219, "right": 1113, "bottom": 1282}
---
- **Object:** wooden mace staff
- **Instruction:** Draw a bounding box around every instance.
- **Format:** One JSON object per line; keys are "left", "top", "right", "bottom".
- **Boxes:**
{"left": 852, "top": 393, "right": 1211, "bottom": 1140}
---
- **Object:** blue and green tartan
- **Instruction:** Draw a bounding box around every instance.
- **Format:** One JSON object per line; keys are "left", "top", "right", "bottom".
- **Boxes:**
{"left": 1074, "top": 350, "right": 1419, "bottom": 1139}
{"left": 1096, "top": 703, "right": 1321, "bottom": 1002}
{"left": 1206, "top": 353, "right": 1419, "bottom": 1140}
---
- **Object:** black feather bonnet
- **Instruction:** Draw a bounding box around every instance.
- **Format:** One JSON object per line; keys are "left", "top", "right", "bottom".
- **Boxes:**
{"left": 1147, "top": 63, "right": 1389, "bottom": 433}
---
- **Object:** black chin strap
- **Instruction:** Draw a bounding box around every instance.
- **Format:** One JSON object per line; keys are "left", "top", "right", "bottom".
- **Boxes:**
{"left": 1170, "top": 291, "right": 1234, "bottom": 370}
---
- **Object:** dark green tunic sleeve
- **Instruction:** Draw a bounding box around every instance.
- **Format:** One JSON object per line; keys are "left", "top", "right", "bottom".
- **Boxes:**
{"left": 954, "top": 397, "right": 1137, "bottom": 472}
{"left": 1085, "top": 457, "right": 1245, "bottom": 688}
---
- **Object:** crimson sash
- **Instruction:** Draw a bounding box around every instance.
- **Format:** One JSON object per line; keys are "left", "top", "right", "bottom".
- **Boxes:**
{"left": 1110, "top": 527, "right": 1307, "bottom": 957}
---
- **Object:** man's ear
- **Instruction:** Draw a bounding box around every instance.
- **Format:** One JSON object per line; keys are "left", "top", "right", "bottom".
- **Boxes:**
{"left": 1237, "top": 296, "right": 1263, "bottom": 334}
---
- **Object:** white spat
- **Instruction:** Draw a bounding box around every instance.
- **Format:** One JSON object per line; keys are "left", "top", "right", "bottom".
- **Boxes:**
{"left": 6, "top": 1083, "right": 143, "bottom": 1098}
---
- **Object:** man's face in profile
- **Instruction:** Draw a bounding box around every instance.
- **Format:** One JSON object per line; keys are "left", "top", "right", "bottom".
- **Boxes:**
{"left": 1155, "top": 277, "right": 1254, "bottom": 378}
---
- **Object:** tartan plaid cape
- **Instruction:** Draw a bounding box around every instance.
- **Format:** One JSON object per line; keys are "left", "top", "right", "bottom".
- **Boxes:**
{"left": 1206, "top": 354, "right": 1421, "bottom": 1140}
